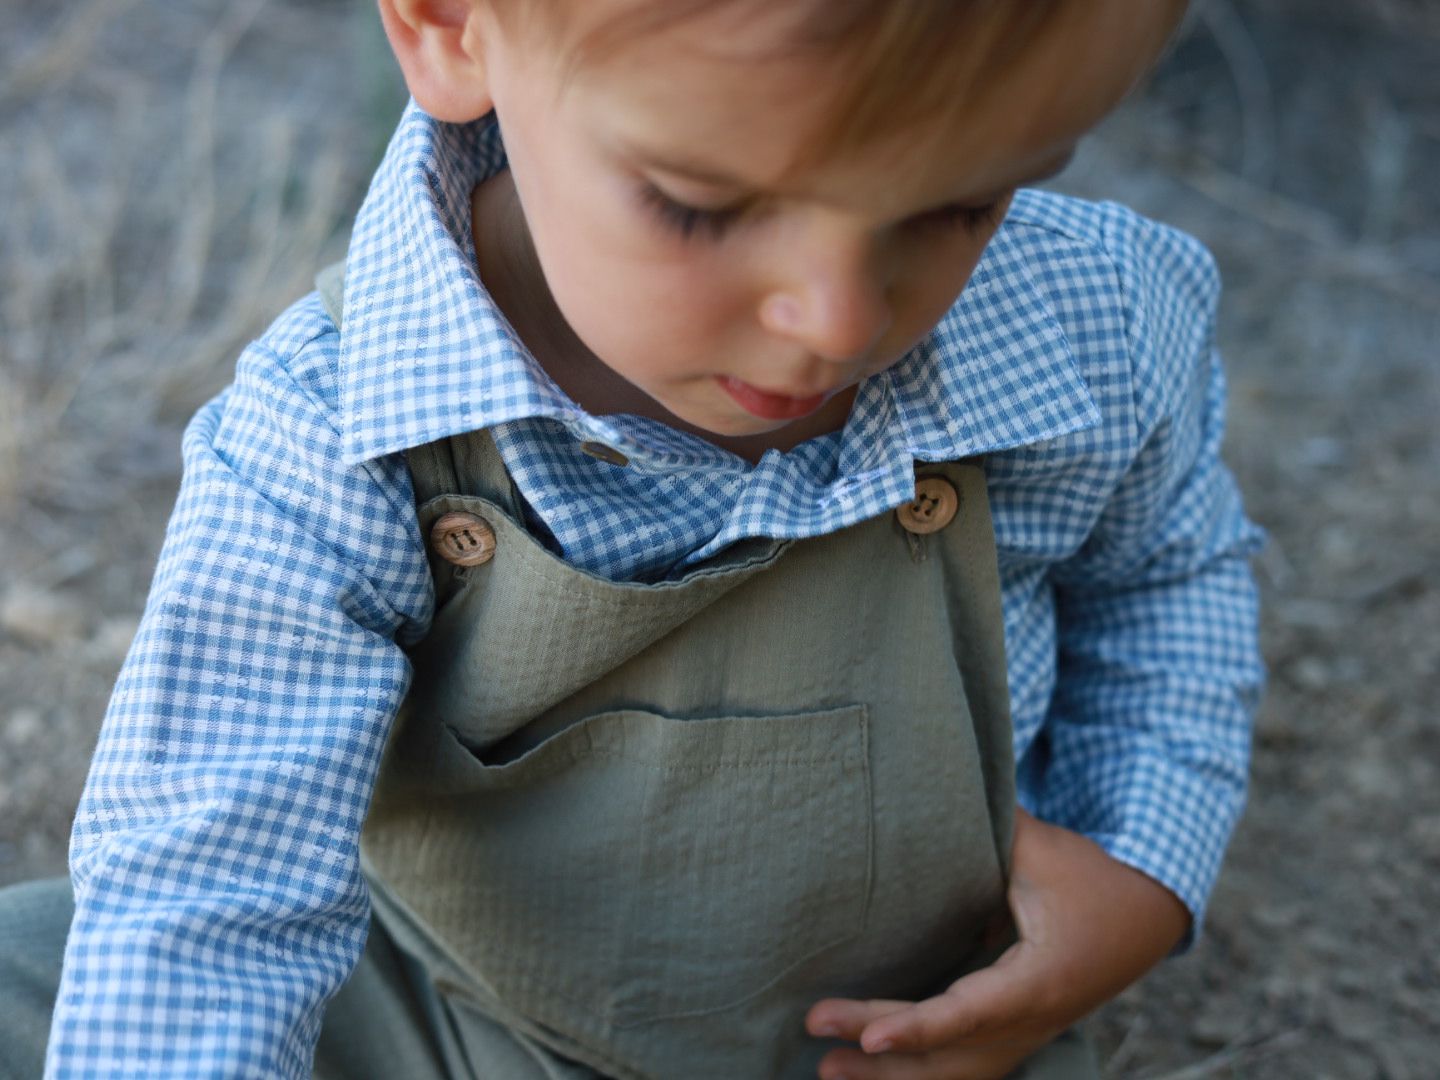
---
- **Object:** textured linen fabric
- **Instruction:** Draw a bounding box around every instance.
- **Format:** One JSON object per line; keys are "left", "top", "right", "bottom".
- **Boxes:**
{"left": 47, "top": 102, "right": 1264, "bottom": 1078}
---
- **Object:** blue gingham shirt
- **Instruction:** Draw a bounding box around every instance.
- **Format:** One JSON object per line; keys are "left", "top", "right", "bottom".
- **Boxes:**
{"left": 49, "top": 103, "right": 1264, "bottom": 1078}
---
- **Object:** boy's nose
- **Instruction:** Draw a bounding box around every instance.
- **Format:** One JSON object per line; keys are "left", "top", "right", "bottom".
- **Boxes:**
{"left": 759, "top": 246, "right": 892, "bottom": 364}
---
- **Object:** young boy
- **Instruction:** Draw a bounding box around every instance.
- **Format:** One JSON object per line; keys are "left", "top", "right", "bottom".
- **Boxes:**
{"left": 3, "top": 0, "right": 1264, "bottom": 1076}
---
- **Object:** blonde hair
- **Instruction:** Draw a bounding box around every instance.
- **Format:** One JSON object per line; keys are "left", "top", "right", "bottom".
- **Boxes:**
{"left": 501, "top": 0, "right": 1080, "bottom": 169}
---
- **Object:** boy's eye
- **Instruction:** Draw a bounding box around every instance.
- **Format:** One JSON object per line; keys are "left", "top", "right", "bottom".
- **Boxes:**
{"left": 637, "top": 183, "right": 745, "bottom": 241}
{"left": 636, "top": 183, "right": 1011, "bottom": 244}
{"left": 912, "top": 197, "right": 1010, "bottom": 235}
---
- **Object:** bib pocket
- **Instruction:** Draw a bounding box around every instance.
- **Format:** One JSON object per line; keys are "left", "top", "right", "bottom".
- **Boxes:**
{"left": 427, "top": 704, "right": 873, "bottom": 1029}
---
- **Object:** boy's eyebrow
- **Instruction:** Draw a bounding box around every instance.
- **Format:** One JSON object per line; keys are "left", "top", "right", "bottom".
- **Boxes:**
{"left": 633, "top": 144, "right": 1079, "bottom": 201}
{"left": 634, "top": 150, "right": 758, "bottom": 188}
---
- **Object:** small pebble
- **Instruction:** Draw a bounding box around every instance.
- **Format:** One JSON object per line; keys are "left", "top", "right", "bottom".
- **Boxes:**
{"left": 3, "top": 705, "right": 44, "bottom": 748}
{"left": 1, "top": 585, "right": 87, "bottom": 646}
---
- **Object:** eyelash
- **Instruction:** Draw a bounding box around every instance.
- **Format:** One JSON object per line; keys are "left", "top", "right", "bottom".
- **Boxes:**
{"left": 637, "top": 184, "right": 745, "bottom": 240}
{"left": 922, "top": 199, "right": 1009, "bottom": 235}
{"left": 636, "top": 183, "right": 1008, "bottom": 243}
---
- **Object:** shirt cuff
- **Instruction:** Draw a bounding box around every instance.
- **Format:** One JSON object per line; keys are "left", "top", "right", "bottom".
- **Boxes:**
{"left": 1071, "top": 753, "right": 1244, "bottom": 952}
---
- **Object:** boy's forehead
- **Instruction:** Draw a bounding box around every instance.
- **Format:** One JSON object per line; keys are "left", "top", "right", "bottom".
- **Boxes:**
{"left": 556, "top": 0, "right": 1180, "bottom": 208}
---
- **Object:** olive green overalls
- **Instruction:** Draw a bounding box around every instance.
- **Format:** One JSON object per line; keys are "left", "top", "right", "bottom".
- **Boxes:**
{"left": 312, "top": 261, "right": 1098, "bottom": 1080}
{"left": 0, "top": 273, "right": 1100, "bottom": 1080}
{"left": 0, "top": 275, "right": 1100, "bottom": 1080}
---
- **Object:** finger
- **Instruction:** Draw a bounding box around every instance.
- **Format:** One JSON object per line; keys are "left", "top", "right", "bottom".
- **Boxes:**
{"left": 806, "top": 998, "right": 912, "bottom": 1042}
{"left": 857, "top": 947, "right": 1044, "bottom": 1053}
{"left": 818, "top": 1042, "right": 1030, "bottom": 1080}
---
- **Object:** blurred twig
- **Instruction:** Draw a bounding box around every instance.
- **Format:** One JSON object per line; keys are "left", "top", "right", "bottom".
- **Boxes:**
{"left": 1174, "top": 158, "right": 1440, "bottom": 314}
{"left": 1196, "top": 0, "right": 1277, "bottom": 187}
{"left": 1357, "top": 83, "right": 1411, "bottom": 245}
{"left": 1139, "top": 1030, "right": 1304, "bottom": 1080}
{"left": 0, "top": 0, "right": 141, "bottom": 104}
{"left": 160, "top": 0, "right": 271, "bottom": 338}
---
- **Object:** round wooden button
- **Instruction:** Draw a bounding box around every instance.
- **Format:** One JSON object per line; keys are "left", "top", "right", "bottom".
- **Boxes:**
{"left": 578, "top": 441, "right": 630, "bottom": 467}
{"left": 896, "top": 476, "right": 958, "bottom": 535}
{"left": 430, "top": 512, "right": 497, "bottom": 567}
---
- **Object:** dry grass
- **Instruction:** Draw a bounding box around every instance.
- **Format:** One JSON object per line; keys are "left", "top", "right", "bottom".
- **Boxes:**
{"left": 0, "top": 0, "right": 364, "bottom": 530}
{"left": 0, "top": 0, "right": 391, "bottom": 876}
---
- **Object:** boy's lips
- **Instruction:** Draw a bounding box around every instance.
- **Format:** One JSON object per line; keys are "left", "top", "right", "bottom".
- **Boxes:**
{"left": 717, "top": 376, "right": 833, "bottom": 421}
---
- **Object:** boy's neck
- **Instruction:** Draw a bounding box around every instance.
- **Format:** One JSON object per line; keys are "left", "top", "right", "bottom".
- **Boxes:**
{"left": 470, "top": 170, "right": 854, "bottom": 465}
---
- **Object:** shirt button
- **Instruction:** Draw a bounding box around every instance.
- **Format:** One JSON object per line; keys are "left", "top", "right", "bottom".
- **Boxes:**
{"left": 430, "top": 512, "right": 497, "bottom": 566}
{"left": 896, "top": 476, "right": 959, "bottom": 535}
{"left": 579, "top": 441, "right": 630, "bottom": 467}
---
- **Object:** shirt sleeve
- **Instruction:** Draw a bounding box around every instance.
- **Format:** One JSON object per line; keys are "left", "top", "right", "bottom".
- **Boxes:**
{"left": 46, "top": 302, "right": 433, "bottom": 1078}
{"left": 1025, "top": 218, "right": 1265, "bottom": 944}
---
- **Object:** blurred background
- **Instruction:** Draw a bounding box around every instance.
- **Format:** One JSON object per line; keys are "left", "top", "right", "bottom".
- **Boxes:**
{"left": 0, "top": 0, "right": 1436, "bottom": 1075}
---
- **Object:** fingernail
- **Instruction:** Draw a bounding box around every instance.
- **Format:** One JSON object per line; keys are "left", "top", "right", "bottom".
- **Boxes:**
{"left": 864, "top": 1037, "right": 893, "bottom": 1054}
{"left": 816, "top": 1023, "right": 840, "bottom": 1038}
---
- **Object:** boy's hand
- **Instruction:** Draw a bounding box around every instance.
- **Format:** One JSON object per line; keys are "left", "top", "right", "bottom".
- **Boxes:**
{"left": 805, "top": 808, "right": 1191, "bottom": 1079}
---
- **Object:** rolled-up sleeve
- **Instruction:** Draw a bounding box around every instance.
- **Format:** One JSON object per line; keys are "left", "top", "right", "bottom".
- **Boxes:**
{"left": 1026, "top": 217, "right": 1265, "bottom": 940}
{"left": 47, "top": 299, "right": 433, "bottom": 1078}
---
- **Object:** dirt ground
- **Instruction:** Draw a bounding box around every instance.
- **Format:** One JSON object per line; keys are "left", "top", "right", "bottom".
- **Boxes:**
{"left": 1, "top": 1, "right": 1436, "bottom": 1076}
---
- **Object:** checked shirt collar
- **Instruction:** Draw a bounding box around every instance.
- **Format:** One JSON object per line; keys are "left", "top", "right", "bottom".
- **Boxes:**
{"left": 336, "top": 101, "right": 1100, "bottom": 482}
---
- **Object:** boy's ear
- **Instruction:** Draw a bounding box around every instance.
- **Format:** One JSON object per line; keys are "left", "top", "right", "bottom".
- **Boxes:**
{"left": 379, "top": 0, "right": 495, "bottom": 121}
